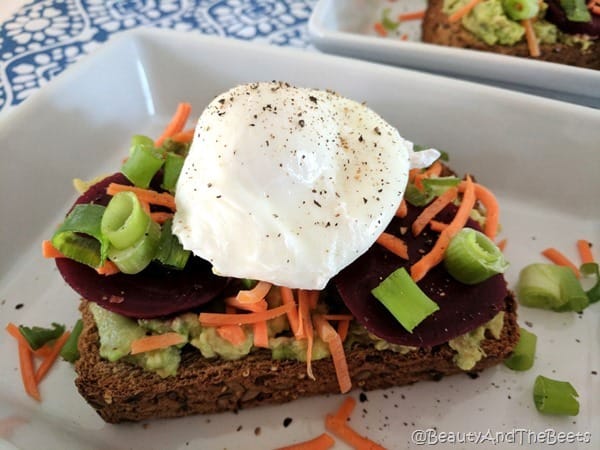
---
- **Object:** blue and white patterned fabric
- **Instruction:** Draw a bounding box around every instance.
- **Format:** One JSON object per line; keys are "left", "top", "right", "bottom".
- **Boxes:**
{"left": 0, "top": 0, "right": 316, "bottom": 114}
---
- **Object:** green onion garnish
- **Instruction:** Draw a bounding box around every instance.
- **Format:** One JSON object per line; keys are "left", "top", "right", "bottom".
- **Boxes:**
{"left": 517, "top": 264, "right": 589, "bottom": 312}
{"left": 533, "top": 375, "right": 580, "bottom": 416}
{"left": 581, "top": 262, "right": 600, "bottom": 304}
{"left": 558, "top": 0, "right": 592, "bottom": 23}
{"left": 154, "top": 218, "right": 190, "bottom": 270}
{"left": 101, "top": 191, "right": 151, "bottom": 250}
{"left": 51, "top": 204, "right": 109, "bottom": 268}
{"left": 108, "top": 220, "right": 161, "bottom": 274}
{"left": 404, "top": 183, "right": 435, "bottom": 207}
{"left": 444, "top": 228, "right": 509, "bottom": 285}
{"left": 504, "top": 327, "right": 536, "bottom": 371}
{"left": 371, "top": 267, "right": 440, "bottom": 333}
{"left": 121, "top": 136, "right": 164, "bottom": 188}
{"left": 422, "top": 176, "right": 461, "bottom": 197}
{"left": 60, "top": 319, "right": 83, "bottom": 362}
{"left": 18, "top": 322, "right": 65, "bottom": 350}
{"left": 161, "top": 152, "right": 185, "bottom": 194}
{"left": 381, "top": 8, "right": 400, "bottom": 32}
{"left": 501, "top": 0, "right": 539, "bottom": 20}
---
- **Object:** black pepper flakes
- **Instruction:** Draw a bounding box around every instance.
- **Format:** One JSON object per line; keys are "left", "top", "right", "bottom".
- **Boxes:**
{"left": 283, "top": 417, "right": 293, "bottom": 427}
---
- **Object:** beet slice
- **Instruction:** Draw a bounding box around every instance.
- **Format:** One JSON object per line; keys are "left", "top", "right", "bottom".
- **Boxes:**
{"left": 545, "top": 0, "right": 600, "bottom": 37}
{"left": 334, "top": 203, "right": 508, "bottom": 347}
{"left": 55, "top": 172, "right": 228, "bottom": 318}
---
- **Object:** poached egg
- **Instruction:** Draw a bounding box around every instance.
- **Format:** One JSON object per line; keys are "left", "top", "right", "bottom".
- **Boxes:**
{"left": 173, "top": 82, "right": 438, "bottom": 289}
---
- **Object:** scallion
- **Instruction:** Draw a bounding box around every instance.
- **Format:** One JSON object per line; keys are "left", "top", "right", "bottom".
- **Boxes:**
{"left": 371, "top": 267, "right": 440, "bottom": 333}
{"left": 51, "top": 204, "right": 108, "bottom": 268}
{"left": 581, "top": 262, "right": 600, "bottom": 304}
{"left": 422, "top": 176, "right": 461, "bottom": 197}
{"left": 108, "top": 220, "right": 161, "bottom": 274}
{"left": 154, "top": 218, "right": 190, "bottom": 270}
{"left": 121, "top": 136, "right": 164, "bottom": 188}
{"left": 517, "top": 264, "right": 589, "bottom": 312}
{"left": 504, "top": 327, "right": 536, "bottom": 371}
{"left": 533, "top": 375, "right": 579, "bottom": 416}
{"left": 18, "top": 323, "right": 65, "bottom": 350}
{"left": 558, "top": 0, "right": 592, "bottom": 23}
{"left": 161, "top": 152, "right": 185, "bottom": 194}
{"left": 60, "top": 319, "right": 83, "bottom": 362}
{"left": 444, "top": 228, "right": 509, "bottom": 285}
{"left": 101, "top": 191, "right": 150, "bottom": 250}
{"left": 404, "top": 183, "right": 435, "bottom": 207}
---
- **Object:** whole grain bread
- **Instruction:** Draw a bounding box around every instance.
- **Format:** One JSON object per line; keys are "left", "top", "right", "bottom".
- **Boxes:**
{"left": 75, "top": 296, "right": 519, "bottom": 423}
{"left": 422, "top": 0, "right": 600, "bottom": 70}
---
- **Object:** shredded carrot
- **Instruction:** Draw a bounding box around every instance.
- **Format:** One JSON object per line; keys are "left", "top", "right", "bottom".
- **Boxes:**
{"left": 412, "top": 187, "right": 458, "bottom": 236}
{"left": 593, "top": 5, "right": 600, "bottom": 14}
{"left": 252, "top": 320, "right": 270, "bottom": 348}
{"left": 199, "top": 303, "right": 294, "bottom": 326}
{"left": 275, "top": 433, "right": 336, "bottom": 450}
{"left": 216, "top": 325, "right": 247, "bottom": 346}
{"left": 6, "top": 324, "right": 40, "bottom": 401}
{"left": 280, "top": 287, "right": 301, "bottom": 337}
{"left": 41, "top": 240, "right": 63, "bottom": 259}
{"left": 400, "top": 33, "right": 409, "bottom": 41}
{"left": 396, "top": 199, "right": 408, "bottom": 218}
{"left": 225, "top": 297, "right": 268, "bottom": 312}
{"left": 322, "top": 314, "right": 354, "bottom": 321}
{"left": 155, "top": 102, "right": 192, "bottom": 147}
{"left": 313, "top": 315, "right": 351, "bottom": 394}
{"left": 337, "top": 319, "right": 350, "bottom": 342}
{"left": 577, "top": 239, "right": 594, "bottom": 264}
{"left": 150, "top": 212, "right": 174, "bottom": 224}
{"left": 542, "top": 248, "right": 580, "bottom": 278}
{"left": 521, "top": 19, "right": 541, "bottom": 57}
{"left": 333, "top": 396, "right": 356, "bottom": 422}
{"left": 429, "top": 220, "right": 448, "bottom": 233}
{"left": 96, "top": 260, "right": 120, "bottom": 276}
{"left": 373, "top": 22, "right": 388, "bottom": 37}
{"left": 33, "top": 343, "right": 55, "bottom": 358}
{"left": 107, "top": 183, "right": 176, "bottom": 210}
{"left": 497, "top": 238, "right": 507, "bottom": 252}
{"left": 411, "top": 176, "right": 476, "bottom": 282}
{"left": 130, "top": 332, "right": 186, "bottom": 355}
{"left": 237, "top": 281, "right": 272, "bottom": 304}
{"left": 298, "top": 290, "right": 315, "bottom": 380}
{"left": 325, "top": 415, "right": 386, "bottom": 450}
{"left": 139, "top": 199, "right": 151, "bottom": 215}
{"left": 459, "top": 182, "right": 500, "bottom": 239}
{"left": 413, "top": 161, "right": 442, "bottom": 191}
{"left": 170, "top": 128, "right": 195, "bottom": 143}
{"left": 376, "top": 232, "right": 409, "bottom": 260}
{"left": 398, "top": 10, "right": 425, "bottom": 21}
{"left": 448, "top": 0, "right": 482, "bottom": 22}
{"left": 35, "top": 331, "right": 70, "bottom": 383}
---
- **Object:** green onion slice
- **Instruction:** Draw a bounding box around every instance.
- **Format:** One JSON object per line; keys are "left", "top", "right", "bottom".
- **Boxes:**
{"left": 381, "top": 8, "right": 400, "bottom": 31}
{"left": 504, "top": 327, "right": 536, "bottom": 371}
{"left": 502, "top": 0, "right": 539, "bottom": 20}
{"left": 404, "top": 183, "right": 435, "bottom": 207}
{"left": 18, "top": 322, "right": 65, "bottom": 350}
{"left": 517, "top": 264, "right": 589, "bottom": 312}
{"left": 108, "top": 220, "right": 161, "bottom": 274}
{"left": 371, "top": 267, "right": 440, "bottom": 333}
{"left": 422, "top": 176, "right": 461, "bottom": 197}
{"left": 444, "top": 228, "right": 509, "bottom": 284}
{"left": 121, "top": 136, "right": 164, "bottom": 188}
{"left": 51, "top": 204, "right": 109, "bottom": 268}
{"left": 581, "top": 262, "right": 600, "bottom": 304}
{"left": 559, "top": 0, "right": 592, "bottom": 23}
{"left": 154, "top": 218, "right": 190, "bottom": 270}
{"left": 101, "top": 191, "right": 150, "bottom": 250}
{"left": 533, "top": 375, "right": 580, "bottom": 416}
{"left": 60, "top": 319, "right": 83, "bottom": 362}
{"left": 161, "top": 152, "right": 185, "bottom": 194}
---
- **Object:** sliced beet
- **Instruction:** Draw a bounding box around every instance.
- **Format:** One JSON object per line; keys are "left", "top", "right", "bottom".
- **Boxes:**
{"left": 334, "top": 203, "right": 508, "bottom": 347}
{"left": 55, "top": 173, "right": 228, "bottom": 318}
{"left": 545, "top": 0, "right": 600, "bottom": 37}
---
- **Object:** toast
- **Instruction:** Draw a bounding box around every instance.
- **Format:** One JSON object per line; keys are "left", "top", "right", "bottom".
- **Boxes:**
{"left": 422, "top": 0, "right": 600, "bottom": 70}
{"left": 75, "top": 296, "right": 519, "bottom": 424}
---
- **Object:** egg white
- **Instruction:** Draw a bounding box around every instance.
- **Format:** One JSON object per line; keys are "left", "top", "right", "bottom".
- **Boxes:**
{"left": 172, "top": 82, "right": 438, "bottom": 289}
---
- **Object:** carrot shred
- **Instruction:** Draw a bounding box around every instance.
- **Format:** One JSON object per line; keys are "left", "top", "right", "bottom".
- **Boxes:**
{"left": 521, "top": 18, "right": 541, "bottom": 57}
{"left": 497, "top": 238, "right": 507, "bottom": 252}
{"left": 225, "top": 297, "right": 268, "bottom": 313}
{"left": 199, "top": 303, "right": 294, "bottom": 326}
{"left": 139, "top": 199, "right": 151, "bottom": 215}
{"left": 411, "top": 175, "right": 476, "bottom": 282}
{"left": 396, "top": 199, "right": 407, "bottom": 218}
{"left": 322, "top": 314, "right": 354, "bottom": 321}
{"left": 33, "top": 343, "right": 55, "bottom": 358}
{"left": 429, "top": 219, "right": 448, "bottom": 233}
{"left": 373, "top": 22, "right": 388, "bottom": 37}
{"left": 376, "top": 232, "right": 409, "bottom": 260}
{"left": 593, "top": 5, "right": 600, "bottom": 13}
{"left": 398, "top": 10, "right": 425, "bottom": 21}
{"left": 280, "top": 287, "right": 301, "bottom": 337}
{"left": 411, "top": 187, "right": 458, "bottom": 236}
{"left": 298, "top": 290, "right": 315, "bottom": 380}
{"left": 155, "top": 102, "right": 192, "bottom": 147}
{"left": 337, "top": 320, "right": 350, "bottom": 342}
{"left": 333, "top": 396, "right": 356, "bottom": 422}
{"left": 106, "top": 183, "right": 176, "bottom": 210}
{"left": 216, "top": 325, "right": 247, "bottom": 346}
{"left": 96, "top": 260, "right": 120, "bottom": 276}
{"left": 150, "top": 212, "right": 174, "bottom": 224}
{"left": 253, "top": 320, "right": 270, "bottom": 348}
{"left": 41, "top": 240, "right": 63, "bottom": 259}
{"left": 413, "top": 161, "right": 442, "bottom": 191}
{"left": 577, "top": 239, "right": 594, "bottom": 264}
{"left": 313, "top": 315, "right": 351, "bottom": 394}
{"left": 170, "top": 128, "right": 195, "bottom": 143}
{"left": 237, "top": 281, "right": 272, "bottom": 304}
{"left": 325, "top": 415, "right": 386, "bottom": 450}
{"left": 275, "top": 433, "right": 336, "bottom": 450}
{"left": 542, "top": 248, "right": 580, "bottom": 278}
{"left": 6, "top": 323, "right": 40, "bottom": 401}
{"left": 448, "top": 0, "right": 482, "bottom": 22}
{"left": 35, "top": 331, "right": 70, "bottom": 384}
{"left": 130, "top": 332, "right": 186, "bottom": 355}
{"left": 459, "top": 182, "right": 500, "bottom": 239}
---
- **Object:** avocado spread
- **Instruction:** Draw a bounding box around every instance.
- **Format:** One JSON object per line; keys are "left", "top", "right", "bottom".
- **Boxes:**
{"left": 443, "top": 0, "right": 562, "bottom": 46}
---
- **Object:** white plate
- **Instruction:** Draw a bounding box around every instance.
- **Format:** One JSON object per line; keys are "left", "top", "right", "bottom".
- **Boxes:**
{"left": 0, "top": 29, "right": 599, "bottom": 450}
{"left": 308, "top": 0, "right": 600, "bottom": 108}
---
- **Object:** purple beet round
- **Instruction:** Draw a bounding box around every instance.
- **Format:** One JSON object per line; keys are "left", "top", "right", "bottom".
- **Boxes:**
{"left": 545, "top": 0, "right": 599, "bottom": 37}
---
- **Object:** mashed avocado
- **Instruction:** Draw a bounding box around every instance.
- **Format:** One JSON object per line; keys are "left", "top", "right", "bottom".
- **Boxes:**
{"left": 448, "top": 312, "right": 505, "bottom": 370}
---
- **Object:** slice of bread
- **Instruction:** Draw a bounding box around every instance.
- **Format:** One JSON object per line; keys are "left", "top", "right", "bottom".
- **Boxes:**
{"left": 74, "top": 296, "right": 519, "bottom": 423}
{"left": 422, "top": 0, "right": 600, "bottom": 70}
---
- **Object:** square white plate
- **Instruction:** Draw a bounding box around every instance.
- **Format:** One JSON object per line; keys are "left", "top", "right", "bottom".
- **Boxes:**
{"left": 0, "top": 29, "right": 599, "bottom": 450}
{"left": 308, "top": 0, "right": 600, "bottom": 109}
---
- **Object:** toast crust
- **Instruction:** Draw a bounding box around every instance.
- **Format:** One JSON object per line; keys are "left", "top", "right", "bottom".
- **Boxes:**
{"left": 422, "top": 0, "right": 600, "bottom": 70}
{"left": 75, "top": 296, "right": 519, "bottom": 423}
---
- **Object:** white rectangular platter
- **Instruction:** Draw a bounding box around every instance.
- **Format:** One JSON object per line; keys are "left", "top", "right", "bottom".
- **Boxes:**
{"left": 0, "top": 29, "right": 598, "bottom": 449}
